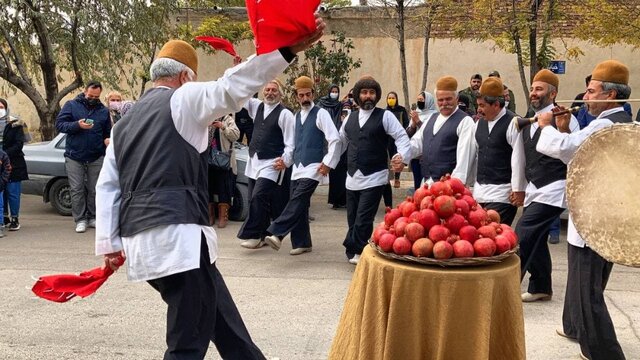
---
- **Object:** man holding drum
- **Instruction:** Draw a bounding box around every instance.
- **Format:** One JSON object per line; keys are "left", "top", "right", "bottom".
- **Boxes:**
{"left": 536, "top": 60, "right": 631, "bottom": 360}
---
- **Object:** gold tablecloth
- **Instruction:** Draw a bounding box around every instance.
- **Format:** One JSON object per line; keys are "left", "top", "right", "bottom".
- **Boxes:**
{"left": 329, "top": 246, "right": 525, "bottom": 360}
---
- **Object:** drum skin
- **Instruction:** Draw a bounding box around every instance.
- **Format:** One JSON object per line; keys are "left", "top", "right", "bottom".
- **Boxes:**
{"left": 567, "top": 123, "right": 640, "bottom": 267}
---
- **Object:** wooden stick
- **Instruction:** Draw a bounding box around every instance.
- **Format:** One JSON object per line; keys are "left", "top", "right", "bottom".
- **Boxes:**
{"left": 556, "top": 99, "right": 640, "bottom": 103}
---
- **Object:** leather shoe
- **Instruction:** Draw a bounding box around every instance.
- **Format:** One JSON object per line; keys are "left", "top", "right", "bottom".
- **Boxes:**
{"left": 556, "top": 328, "right": 577, "bottom": 342}
{"left": 521, "top": 292, "right": 552, "bottom": 302}
{"left": 240, "top": 239, "right": 267, "bottom": 249}
{"left": 265, "top": 235, "right": 283, "bottom": 251}
{"left": 348, "top": 254, "right": 361, "bottom": 265}
{"left": 289, "top": 247, "right": 312, "bottom": 255}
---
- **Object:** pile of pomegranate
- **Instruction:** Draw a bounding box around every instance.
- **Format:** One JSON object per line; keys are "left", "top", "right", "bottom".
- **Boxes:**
{"left": 372, "top": 175, "right": 518, "bottom": 260}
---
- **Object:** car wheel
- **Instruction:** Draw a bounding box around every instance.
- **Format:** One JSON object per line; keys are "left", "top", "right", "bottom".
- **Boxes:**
{"left": 49, "top": 178, "right": 72, "bottom": 216}
{"left": 228, "top": 183, "right": 249, "bottom": 222}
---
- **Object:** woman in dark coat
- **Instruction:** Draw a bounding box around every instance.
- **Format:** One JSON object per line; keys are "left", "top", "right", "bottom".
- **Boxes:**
{"left": 382, "top": 91, "right": 410, "bottom": 207}
{"left": 318, "top": 85, "right": 348, "bottom": 209}
{"left": 0, "top": 98, "right": 28, "bottom": 230}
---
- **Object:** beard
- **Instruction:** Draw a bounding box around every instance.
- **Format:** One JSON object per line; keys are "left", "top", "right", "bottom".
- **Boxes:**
{"left": 264, "top": 96, "right": 279, "bottom": 106}
{"left": 361, "top": 100, "right": 375, "bottom": 110}
{"left": 530, "top": 93, "right": 551, "bottom": 111}
{"left": 301, "top": 101, "right": 312, "bottom": 108}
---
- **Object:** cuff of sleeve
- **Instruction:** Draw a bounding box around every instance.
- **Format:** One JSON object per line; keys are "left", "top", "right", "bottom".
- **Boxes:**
{"left": 278, "top": 47, "right": 296, "bottom": 63}
{"left": 95, "top": 237, "right": 123, "bottom": 256}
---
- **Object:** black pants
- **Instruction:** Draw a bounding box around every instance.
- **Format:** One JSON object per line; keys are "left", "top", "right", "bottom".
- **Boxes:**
{"left": 343, "top": 185, "right": 385, "bottom": 258}
{"left": 410, "top": 159, "right": 422, "bottom": 190}
{"left": 208, "top": 167, "right": 234, "bottom": 204}
{"left": 563, "top": 244, "right": 625, "bottom": 360}
{"left": 328, "top": 154, "right": 347, "bottom": 207}
{"left": 237, "top": 173, "right": 289, "bottom": 240}
{"left": 516, "top": 202, "right": 565, "bottom": 294}
{"left": 147, "top": 237, "right": 265, "bottom": 360}
{"left": 479, "top": 202, "right": 518, "bottom": 226}
{"left": 382, "top": 183, "right": 393, "bottom": 208}
{"left": 267, "top": 178, "right": 318, "bottom": 249}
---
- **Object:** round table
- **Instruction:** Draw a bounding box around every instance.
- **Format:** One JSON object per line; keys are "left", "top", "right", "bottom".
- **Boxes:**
{"left": 329, "top": 246, "right": 525, "bottom": 360}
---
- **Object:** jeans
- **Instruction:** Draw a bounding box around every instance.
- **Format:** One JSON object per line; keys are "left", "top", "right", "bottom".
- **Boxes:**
{"left": 0, "top": 190, "right": 4, "bottom": 221}
{"left": 549, "top": 216, "right": 561, "bottom": 237}
{"left": 65, "top": 157, "right": 104, "bottom": 223}
{"left": 3, "top": 181, "right": 21, "bottom": 217}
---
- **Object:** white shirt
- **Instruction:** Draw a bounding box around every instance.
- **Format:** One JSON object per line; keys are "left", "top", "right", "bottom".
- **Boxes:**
{"left": 339, "top": 108, "right": 412, "bottom": 191}
{"left": 95, "top": 49, "right": 290, "bottom": 282}
{"left": 291, "top": 103, "right": 341, "bottom": 184}
{"left": 523, "top": 104, "right": 580, "bottom": 208}
{"left": 472, "top": 108, "right": 527, "bottom": 204}
{"left": 243, "top": 98, "right": 295, "bottom": 183}
{"left": 405, "top": 107, "right": 477, "bottom": 186}
{"left": 536, "top": 107, "right": 623, "bottom": 247}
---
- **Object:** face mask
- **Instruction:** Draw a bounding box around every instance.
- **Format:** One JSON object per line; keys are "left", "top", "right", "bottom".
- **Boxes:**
{"left": 87, "top": 98, "right": 100, "bottom": 107}
{"left": 505, "top": 101, "right": 510, "bottom": 108}
{"left": 109, "top": 101, "right": 121, "bottom": 111}
{"left": 387, "top": 99, "right": 396, "bottom": 107}
{"left": 0, "top": 109, "right": 6, "bottom": 118}
{"left": 330, "top": 93, "right": 339, "bottom": 100}
{"left": 417, "top": 101, "right": 425, "bottom": 110}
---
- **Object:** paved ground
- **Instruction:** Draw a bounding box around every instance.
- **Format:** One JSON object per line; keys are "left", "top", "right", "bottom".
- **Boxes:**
{"left": 1, "top": 191, "right": 639, "bottom": 360}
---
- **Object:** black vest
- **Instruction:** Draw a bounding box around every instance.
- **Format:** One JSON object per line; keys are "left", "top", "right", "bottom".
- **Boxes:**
{"left": 605, "top": 109, "right": 632, "bottom": 123}
{"left": 475, "top": 110, "right": 515, "bottom": 185}
{"left": 249, "top": 103, "right": 285, "bottom": 159}
{"left": 421, "top": 109, "right": 466, "bottom": 180}
{"left": 344, "top": 108, "right": 389, "bottom": 176}
{"left": 523, "top": 122, "right": 566, "bottom": 188}
{"left": 113, "top": 88, "right": 209, "bottom": 237}
{"left": 293, "top": 106, "right": 325, "bottom": 166}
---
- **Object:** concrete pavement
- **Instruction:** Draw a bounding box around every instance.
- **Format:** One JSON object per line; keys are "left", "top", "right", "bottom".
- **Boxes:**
{"left": 1, "top": 192, "right": 638, "bottom": 359}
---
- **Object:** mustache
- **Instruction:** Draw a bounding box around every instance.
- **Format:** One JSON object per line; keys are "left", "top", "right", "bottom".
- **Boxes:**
{"left": 302, "top": 101, "right": 312, "bottom": 106}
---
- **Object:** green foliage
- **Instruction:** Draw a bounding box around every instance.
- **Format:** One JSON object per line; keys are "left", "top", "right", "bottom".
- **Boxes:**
{"left": 283, "top": 32, "right": 362, "bottom": 109}
{"left": 324, "top": 0, "right": 352, "bottom": 8}
{"left": 572, "top": 0, "right": 640, "bottom": 48}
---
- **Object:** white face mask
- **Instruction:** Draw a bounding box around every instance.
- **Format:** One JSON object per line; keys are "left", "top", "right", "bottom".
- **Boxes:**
{"left": 330, "top": 93, "right": 339, "bottom": 100}
{"left": 505, "top": 101, "right": 510, "bottom": 108}
{"left": 0, "top": 109, "right": 6, "bottom": 118}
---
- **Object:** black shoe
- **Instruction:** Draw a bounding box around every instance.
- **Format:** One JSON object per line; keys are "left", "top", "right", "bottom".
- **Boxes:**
{"left": 3, "top": 216, "right": 9, "bottom": 226}
{"left": 8, "top": 218, "right": 20, "bottom": 231}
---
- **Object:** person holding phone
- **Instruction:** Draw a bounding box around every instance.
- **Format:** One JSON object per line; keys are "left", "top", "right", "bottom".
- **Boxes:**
{"left": 55, "top": 81, "right": 111, "bottom": 233}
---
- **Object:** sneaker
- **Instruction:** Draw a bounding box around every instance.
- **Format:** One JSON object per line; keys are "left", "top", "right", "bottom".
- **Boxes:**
{"left": 289, "top": 247, "right": 312, "bottom": 255}
{"left": 0, "top": 226, "right": 4, "bottom": 238}
{"left": 521, "top": 292, "right": 552, "bottom": 302}
{"left": 7, "top": 217, "right": 20, "bottom": 231}
{"left": 265, "top": 235, "right": 283, "bottom": 251}
{"left": 75, "top": 221, "right": 88, "bottom": 233}
{"left": 548, "top": 234, "right": 560, "bottom": 244}
{"left": 88, "top": 219, "right": 97, "bottom": 228}
{"left": 348, "top": 254, "right": 361, "bottom": 265}
{"left": 240, "top": 239, "right": 267, "bottom": 249}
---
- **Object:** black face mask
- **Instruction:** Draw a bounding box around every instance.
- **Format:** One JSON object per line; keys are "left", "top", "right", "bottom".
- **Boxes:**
{"left": 417, "top": 101, "right": 425, "bottom": 110}
{"left": 87, "top": 98, "right": 100, "bottom": 107}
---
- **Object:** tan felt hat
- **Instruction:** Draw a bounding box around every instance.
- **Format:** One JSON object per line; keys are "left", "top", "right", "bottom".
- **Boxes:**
{"left": 591, "top": 60, "right": 629, "bottom": 85}
{"left": 532, "top": 69, "right": 559, "bottom": 89}
{"left": 436, "top": 76, "right": 458, "bottom": 92}
{"left": 479, "top": 77, "right": 503, "bottom": 97}
{"left": 157, "top": 40, "right": 198, "bottom": 75}
{"left": 294, "top": 76, "right": 314, "bottom": 90}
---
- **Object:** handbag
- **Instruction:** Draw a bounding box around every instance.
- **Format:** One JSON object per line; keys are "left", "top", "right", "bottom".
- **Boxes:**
{"left": 208, "top": 148, "right": 231, "bottom": 171}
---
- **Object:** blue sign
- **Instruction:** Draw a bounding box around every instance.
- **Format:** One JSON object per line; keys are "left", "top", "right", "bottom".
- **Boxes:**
{"left": 549, "top": 60, "right": 566, "bottom": 74}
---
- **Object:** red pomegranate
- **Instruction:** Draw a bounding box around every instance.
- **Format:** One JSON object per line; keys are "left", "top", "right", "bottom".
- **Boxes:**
{"left": 452, "top": 240, "right": 474, "bottom": 258}
{"left": 392, "top": 237, "right": 413, "bottom": 255}
{"left": 433, "top": 195, "right": 457, "bottom": 218}
{"left": 444, "top": 213, "right": 467, "bottom": 235}
{"left": 384, "top": 207, "right": 402, "bottom": 227}
{"left": 494, "top": 235, "right": 511, "bottom": 254}
{"left": 404, "top": 222, "right": 425, "bottom": 242}
{"left": 459, "top": 225, "right": 479, "bottom": 243}
{"left": 420, "top": 196, "right": 434, "bottom": 210}
{"left": 477, "top": 225, "right": 497, "bottom": 240}
{"left": 394, "top": 217, "right": 410, "bottom": 237}
{"left": 486, "top": 209, "right": 501, "bottom": 224}
{"left": 463, "top": 188, "right": 473, "bottom": 196}
{"left": 372, "top": 226, "right": 389, "bottom": 244}
{"left": 412, "top": 238, "right": 434, "bottom": 257}
{"left": 413, "top": 184, "right": 431, "bottom": 205}
{"left": 474, "top": 238, "right": 496, "bottom": 257}
{"left": 446, "top": 234, "right": 460, "bottom": 244}
{"left": 454, "top": 199, "right": 470, "bottom": 216}
{"left": 430, "top": 181, "right": 453, "bottom": 196}
{"left": 446, "top": 177, "right": 466, "bottom": 195}
{"left": 428, "top": 224, "right": 451, "bottom": 243}
{"left": 415, "top": 209, "right": 441, "bottom": 232}
{"left": 467, "top": 208, "right": 488, "bottom": 228}
{"left": 378, "top": 233, "right": 397, "bottom": 252}
{"left": 400, "top": 198, "right": 418, "bottom": 218}
{"left": 433, "top": 241, "right": 454, "bottom": 259}
{"left": 461, "top": 194, "right": 477, "bottom": 209}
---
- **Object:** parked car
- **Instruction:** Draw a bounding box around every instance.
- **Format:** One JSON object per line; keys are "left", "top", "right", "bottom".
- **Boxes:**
{"left": 22, "top": 133, "right": 250, "bottom": 221}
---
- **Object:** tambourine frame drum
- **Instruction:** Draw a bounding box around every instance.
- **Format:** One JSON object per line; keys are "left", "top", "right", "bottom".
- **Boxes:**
{"left": 567, "top": 123, "right": 640, "bottom": 267}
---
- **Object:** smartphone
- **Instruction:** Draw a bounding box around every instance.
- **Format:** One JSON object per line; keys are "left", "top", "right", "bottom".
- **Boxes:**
{"left": 410, "top": 103, "right": 417, "bottom": 111}
{"left": 85, "top": 119, "right": 94, "bottom": 125}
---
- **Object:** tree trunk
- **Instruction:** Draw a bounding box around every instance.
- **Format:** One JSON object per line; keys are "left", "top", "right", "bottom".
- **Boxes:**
{"left": 528, "top": 0, "right": 542, "bottom": 81}
{"left": 397, "top": 1, "right": 411, "bottom": 110}
{"left": 421, "top": 20, "right": 432, "bottom": 92}
{"left": 510, "top": 0, "right": 531, "bottom": 109}
{"left": 37, "top": 109, "right": 58, "bottom": 141}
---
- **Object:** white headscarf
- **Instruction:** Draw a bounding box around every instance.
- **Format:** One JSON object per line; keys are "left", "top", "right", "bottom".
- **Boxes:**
{"left": 417, "top": 91, "right": 438, "bottom": 122}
